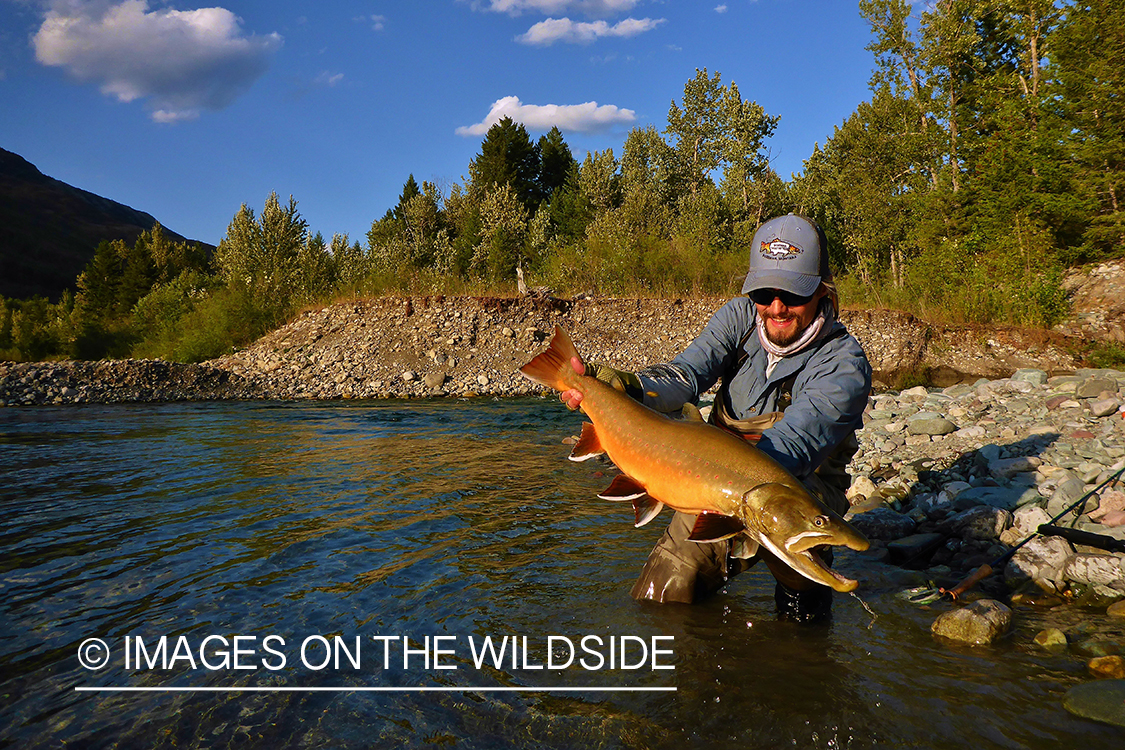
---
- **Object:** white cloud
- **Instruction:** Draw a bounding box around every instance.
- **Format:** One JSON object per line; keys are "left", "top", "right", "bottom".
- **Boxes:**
{"left": 715, "top": 4, "right": 728, "bottom": 13}
{"left": 517, "top": 16, "right": 663, "bottom": 45}
{"left": 314, "top": 71, "right": 344, "bottom": 87}
{"left": 456, "top": 95, "right": 635, "bottom": 136}
{"left": 475, "top": 1, "right": 640, "bottom": 17}
{"left": 370, "top": 14, "right": 386, "bottom": 31}
{"left": 32, "top": 0, "right": 281, "bottom": 123}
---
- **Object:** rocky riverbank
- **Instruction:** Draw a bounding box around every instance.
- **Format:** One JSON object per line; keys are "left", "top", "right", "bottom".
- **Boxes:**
{"left": 849, "top": 365, "right": 1125, "bottom": 727}
{"left": 844, "top": 367, "right": 1125, "bottom": 603}
{"left": 0, "top": 294, "right": 1093, "bottom": 407}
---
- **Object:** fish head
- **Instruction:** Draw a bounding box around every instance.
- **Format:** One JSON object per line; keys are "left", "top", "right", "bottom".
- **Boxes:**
{"left": 740, "top": 483, "right": 870, "bottom": 593}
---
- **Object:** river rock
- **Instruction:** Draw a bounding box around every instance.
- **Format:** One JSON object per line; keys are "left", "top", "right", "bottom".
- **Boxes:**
{"left": 1066, "top": 553, "right": 1125, "bottom": 590}
{"left": 1033, "top": 628, "right": 1068, "bottom": 651}
{"left": 1109, "top": 600, "right": 1125, "bottom": 618}
{"left": 849, "top": 507, "right": 916, "bottom": 541}
{"left": 1001, "top": 505, "right": 1052, "bottom": 545}
{"left": 943, "top": 506, "right": 1012, "bottom": 541}
{"left": 989, "top": 456, "right": 1041, "bottom": 479}
{"left": 1075, "top": 638, "right": 1122, "bottom": 658}
{"left": 1004, "top": 535, "right": 1074, "bottom": 591}
{"left": 1089, "top": 656, "right": 1125, "bottom": 679}
{"left": 907, "top": 412, "right": 959, "bottom": 436}
{"left": 1012, "top": 368, "right": 1048, "bottom": 386}
{"left": 1063, "top": 679, "right": 1125, "bottom": 728}
{"left": 953, "top": 486, "right": 1039, "bottom": 512}
{"left": 1047, "top": 477, "right": 1090, "bottom": 518}
{"left": 887, "top": 533, "right": 945, "bottom": 564}
{"left": 847, "top": 474, "right": 878, "bottom": 502}
{"left": 1078, "top": 377, "right": 1119, "bottom": 399}
{"left": 423, "top": 372, "right": 447, "bottom": 389}
{"left": 931, "top": 599, "right": 1012, "bottom": 645}
{"left": 1091, "top": 398, "right": 1122, "bottom": 418}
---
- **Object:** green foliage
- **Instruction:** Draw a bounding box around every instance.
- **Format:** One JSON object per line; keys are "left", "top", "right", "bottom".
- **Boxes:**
{"left": 156, "top": 287, "right": 264, "bottom": 363}
{"left": 468, "top": 117, "right": 542, "bottom": 209}
{"left": 1087, "top": 342, "right": 1125, "bottom": 370}
{"left": 214, "top": 192, "right": 308, "bottom": 324}
{"left": 130, "top": 270, "right": 214, "bottom": 359}
{"left": 537, "top": 126, "right": 576, "bottom": 200}
{"left": 0, "top": 294, "right": 76, "bottom": 361}
{"left": 1051, "top": 0, "right": 1125, "bottom": 260}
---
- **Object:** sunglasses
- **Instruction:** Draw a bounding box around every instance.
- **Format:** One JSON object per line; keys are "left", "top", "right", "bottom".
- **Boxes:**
{"left": 748, "top": 288, "right": 816, "bottom": 307}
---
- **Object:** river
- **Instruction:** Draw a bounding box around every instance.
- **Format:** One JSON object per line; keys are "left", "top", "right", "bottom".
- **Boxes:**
{"left": 0, "top": 399, "right": 1117, "bottom": 748}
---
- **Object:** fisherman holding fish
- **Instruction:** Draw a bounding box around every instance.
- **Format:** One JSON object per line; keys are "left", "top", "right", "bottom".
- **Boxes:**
{"left": 557, "top": 214, "right": 871, "bottom": 623}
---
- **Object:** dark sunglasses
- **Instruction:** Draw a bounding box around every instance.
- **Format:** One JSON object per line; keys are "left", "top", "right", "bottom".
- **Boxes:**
{"left": 748, "top": 288, "right": 816, "bottom": 307}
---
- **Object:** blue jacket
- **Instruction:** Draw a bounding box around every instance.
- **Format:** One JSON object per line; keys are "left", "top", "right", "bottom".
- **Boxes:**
{"left": 635, "top": 297, "right": 871, "bottom": 480}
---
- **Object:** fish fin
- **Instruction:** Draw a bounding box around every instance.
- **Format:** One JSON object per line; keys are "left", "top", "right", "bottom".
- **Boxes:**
{"left": 687, "top": 512, "right": 746, "bottom": 543}
{"left": 568, "top": 422, "right": 605, "bottom": 462}
{"left": 598, "top": 474, "right": 647, "bottom": 501}
{"left": 519, "top": 326, "right": 581, "bottom": 392}
{"left": 633, "top": 496, "right": 664, "bottom": 527}
{"left": 729, "top": 534, "right": 760, "bottom": 559}
{"left": 681, "top": 403, "right": 704, "bottom": 422}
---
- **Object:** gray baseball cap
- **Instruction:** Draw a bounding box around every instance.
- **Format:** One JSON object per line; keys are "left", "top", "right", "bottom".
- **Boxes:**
{"left": 741, "top": 214, "right": 831, "bottom": 296}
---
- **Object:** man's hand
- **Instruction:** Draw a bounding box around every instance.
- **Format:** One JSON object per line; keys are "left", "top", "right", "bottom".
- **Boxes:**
{"left": 560, "top": 360, "right": 644, "bottom": 410}
{"left": 560, "top": 356, "right": 585, "bottom": 410}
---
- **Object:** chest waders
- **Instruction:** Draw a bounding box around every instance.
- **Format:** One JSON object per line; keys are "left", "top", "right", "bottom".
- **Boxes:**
{"left": 629, "top": 331, "right": 859, "bottom": 623}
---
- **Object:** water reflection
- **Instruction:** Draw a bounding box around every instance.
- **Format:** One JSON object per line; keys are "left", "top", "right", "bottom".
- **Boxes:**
{"left": 0, "top": 399, "right": 1119, "bottom": 749}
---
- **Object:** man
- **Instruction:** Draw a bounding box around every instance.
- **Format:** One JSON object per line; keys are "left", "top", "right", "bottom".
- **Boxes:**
{"left": 562, "top": 214, "right": 871, "bottom": 622}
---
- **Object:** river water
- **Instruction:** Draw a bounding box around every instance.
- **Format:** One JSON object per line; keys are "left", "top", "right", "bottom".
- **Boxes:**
{"left": 0, "top": 399, "right": 1118, "bottom": 749}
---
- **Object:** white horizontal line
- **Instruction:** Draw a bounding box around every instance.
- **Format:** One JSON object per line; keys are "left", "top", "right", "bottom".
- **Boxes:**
{"left": 75, "top": 686, "right": 676, "bottom": 693}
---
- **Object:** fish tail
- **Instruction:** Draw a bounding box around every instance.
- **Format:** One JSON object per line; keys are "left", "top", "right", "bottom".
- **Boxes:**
{"left": 519, "top": 326, "right": 582, "bottom": 392}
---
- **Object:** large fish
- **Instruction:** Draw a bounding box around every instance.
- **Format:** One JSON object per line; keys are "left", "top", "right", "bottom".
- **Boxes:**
{"left": 519, "top": 326, "right": 869, "bottom": 593}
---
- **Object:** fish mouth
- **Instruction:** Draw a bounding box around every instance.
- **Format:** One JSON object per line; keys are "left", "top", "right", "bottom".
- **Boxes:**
{"left": 786, "top": 529, "right": 870, "bottom": 555}
{"left": 755, "top": 532, "right": 863, "bottom": 593}
{"left": 796, "top": 548, "right": 860, "bottom": 593}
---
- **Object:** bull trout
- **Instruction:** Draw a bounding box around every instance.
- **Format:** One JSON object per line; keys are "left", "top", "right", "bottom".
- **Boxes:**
{"left": 519, "top": 326, "right": 869, "bottom": 593}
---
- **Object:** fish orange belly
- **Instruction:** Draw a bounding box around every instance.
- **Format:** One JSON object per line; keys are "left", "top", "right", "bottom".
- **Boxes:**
{"left": 583, "top": 395, "right": 745, "bottom": 516}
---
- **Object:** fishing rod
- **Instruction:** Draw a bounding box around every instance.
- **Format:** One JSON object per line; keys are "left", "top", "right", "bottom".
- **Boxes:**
{"left": 941, "top": 464, "right": 1125, "bottom": 601}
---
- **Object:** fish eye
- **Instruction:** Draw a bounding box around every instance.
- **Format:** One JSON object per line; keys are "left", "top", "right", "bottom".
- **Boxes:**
{"left": 814, "top": 516, "right": 827, "bottom": 528}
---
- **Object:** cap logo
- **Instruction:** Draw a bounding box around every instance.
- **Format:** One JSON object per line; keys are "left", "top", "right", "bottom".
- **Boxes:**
{"left": 759, "top": 238, "right": 802, "bottom": 260}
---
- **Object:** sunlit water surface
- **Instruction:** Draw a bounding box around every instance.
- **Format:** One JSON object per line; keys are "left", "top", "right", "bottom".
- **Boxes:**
{"left": 0, "top": 399, "right": 1118, "bottom": 749}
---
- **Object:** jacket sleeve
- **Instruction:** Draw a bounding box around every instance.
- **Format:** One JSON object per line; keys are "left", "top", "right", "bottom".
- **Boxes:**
{"left": 634, "top": 299, "right": 752, "bottom": 413}
{"left": 755, "top": 335, "right": 871, "bottom": 478}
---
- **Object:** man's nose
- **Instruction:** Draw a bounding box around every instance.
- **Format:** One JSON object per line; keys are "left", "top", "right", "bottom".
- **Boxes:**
{"left": 765, "top": 297, "right": 788, "bottom": 315}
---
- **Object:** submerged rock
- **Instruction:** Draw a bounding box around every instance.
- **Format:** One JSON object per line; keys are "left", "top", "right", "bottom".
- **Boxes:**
{"left": 1089, "top": 656, "right": 1125, "bottom": 679}
{"left": 931, "top": 599, "right": 1012, "bottom": 645}
{"left": 1063, "top": 679, "right": 1125, "bottom": 728}
{"left": 1033, "top": 628, "right": 1068, "bottom": 651}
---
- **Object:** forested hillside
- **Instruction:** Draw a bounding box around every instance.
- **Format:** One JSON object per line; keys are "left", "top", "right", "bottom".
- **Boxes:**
{"left": 2, "top": 0, "right": 1120, "bottom": 364}
{"left": 0, "top": 148, "right": 207, "bottom": 300}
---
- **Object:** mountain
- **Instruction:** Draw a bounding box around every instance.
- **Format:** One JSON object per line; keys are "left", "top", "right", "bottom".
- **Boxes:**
{"left": 0, "top": 148, "right": 213, "bottom": 301}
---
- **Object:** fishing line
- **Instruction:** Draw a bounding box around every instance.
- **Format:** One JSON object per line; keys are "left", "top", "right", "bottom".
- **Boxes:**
{"left": 849, "top": 592, "right": 878, "bottom": 628}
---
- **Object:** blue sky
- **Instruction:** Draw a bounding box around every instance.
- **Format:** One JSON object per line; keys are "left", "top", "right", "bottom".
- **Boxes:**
{"left": 0, "top": 1, "right": 877, "bottom": 247}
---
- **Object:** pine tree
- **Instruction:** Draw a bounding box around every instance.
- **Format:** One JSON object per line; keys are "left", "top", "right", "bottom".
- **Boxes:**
{"left": 468, "top": 117, "right": 542, "bottom": 209}
{"left": 537, "top": 126, "right": 576, "bottom": 201}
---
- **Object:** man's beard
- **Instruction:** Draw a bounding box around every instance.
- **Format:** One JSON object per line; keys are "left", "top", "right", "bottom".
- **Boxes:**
{"left": 762, "top": 315, "right": 806, "bottom": 347}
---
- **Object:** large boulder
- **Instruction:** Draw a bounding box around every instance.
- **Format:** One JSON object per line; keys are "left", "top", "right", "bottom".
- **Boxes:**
{"left": 931, "top": 599, "right": 1012, "bottom": 645}
{"left": 1063, "top": 679, "right": 1125, "bottom": 728}
{"left": 943, "top": 505, "right": 1012, "bottom": 541}
{"left": 1065, "top": 553, "right": 1125, "bottom": 591}
{"left": 1004, "top": 536, "right": 1074, "bottom": 591}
